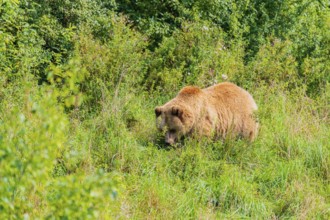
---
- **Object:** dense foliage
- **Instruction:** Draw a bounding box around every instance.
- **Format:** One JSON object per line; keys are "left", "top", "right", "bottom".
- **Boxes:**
{"left": 0, "top": 0, "right": 329, "bottom": 218}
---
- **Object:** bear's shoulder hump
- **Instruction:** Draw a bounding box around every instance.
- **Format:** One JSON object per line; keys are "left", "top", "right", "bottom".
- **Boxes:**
{"left": 179, "top": 86, "right": 202, "bottom": 96}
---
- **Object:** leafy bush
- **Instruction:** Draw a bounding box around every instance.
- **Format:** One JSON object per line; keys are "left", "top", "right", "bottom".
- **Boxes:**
{"left": 75, "top": 14, "right": 148, "bottom": 113}
{"left": 46, "top": 170, "right": 118, "bottom": 219}
{"left": 0, "top": 80, "right": 68, "bottom": 218}
{"left": 145, "top": 20, "right": 245, "bottom": 92}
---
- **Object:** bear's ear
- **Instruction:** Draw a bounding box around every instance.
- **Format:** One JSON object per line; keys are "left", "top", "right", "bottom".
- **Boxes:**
{"left": 155, "top": 107, "right": 162, "bottom": 117}
{"left": 171, "top": 106, "right": 183, "bottom": 119}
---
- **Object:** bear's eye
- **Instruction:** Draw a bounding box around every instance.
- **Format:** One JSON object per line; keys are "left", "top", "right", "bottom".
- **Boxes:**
{"left": 169, "top": 129, "right": 176, "bottom": 133}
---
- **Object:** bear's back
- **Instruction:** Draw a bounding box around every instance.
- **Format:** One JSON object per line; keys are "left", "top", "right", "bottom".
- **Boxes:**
{"left": 203, "top": 82, "right": 257, "bottom": 114}
{"left": 203, "top": 82, "right": 258, "bottom": 140}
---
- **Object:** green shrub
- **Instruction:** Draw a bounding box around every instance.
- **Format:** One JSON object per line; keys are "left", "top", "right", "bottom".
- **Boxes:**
{"left": 76, "top": 15, "right": 148, "bottom": 113}
{"left": 145, "top": 20, "right": 245, "bottom": 92}
{"left": 0, "top": 80, "right": 68, "bottom": 218}
{"left": 46, "top": 170, "right": 118, "bottom": 219}
{"left": 240, "top": 39, "right": 299, "bottom": 90}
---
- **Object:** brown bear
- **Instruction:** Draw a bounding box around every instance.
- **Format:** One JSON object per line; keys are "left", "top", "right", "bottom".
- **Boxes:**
{"left": 155, "top": 82, "right": 258, "bottom": 145}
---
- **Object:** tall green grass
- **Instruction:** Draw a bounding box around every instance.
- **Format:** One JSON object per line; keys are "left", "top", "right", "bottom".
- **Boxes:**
{"left": 47, "top": 86, "right": 328, "bottom": 219}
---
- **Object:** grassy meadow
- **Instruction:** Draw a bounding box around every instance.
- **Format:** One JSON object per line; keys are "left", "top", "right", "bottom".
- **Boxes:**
{"left": 0, "top": 0, "right": 329, "bottom": 219}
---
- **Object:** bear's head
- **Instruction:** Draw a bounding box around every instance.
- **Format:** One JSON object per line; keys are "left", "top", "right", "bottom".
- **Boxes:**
{"left": 155, "top": 104, "right": 194, "bottom": 145}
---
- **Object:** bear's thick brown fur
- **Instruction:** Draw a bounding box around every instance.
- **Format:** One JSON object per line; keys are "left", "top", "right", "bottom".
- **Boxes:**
{"left": 155, "top": 82, "right": 258, "bottom": 145}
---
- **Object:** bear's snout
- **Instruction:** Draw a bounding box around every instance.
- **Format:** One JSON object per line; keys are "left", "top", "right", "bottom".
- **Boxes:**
{"left": 165, "top": 132, "right": 177, "bottom": 145}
